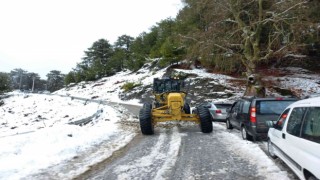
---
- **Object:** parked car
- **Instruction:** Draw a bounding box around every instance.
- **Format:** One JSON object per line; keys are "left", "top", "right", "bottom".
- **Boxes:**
{"left": 267, "top": 97, "right": 320, "bottom": 180}
{"left": 226, "top": 97, "right": 297, "bottom": 141}
{"left": 207, "top": 103, "right": 232, "bottom": 122}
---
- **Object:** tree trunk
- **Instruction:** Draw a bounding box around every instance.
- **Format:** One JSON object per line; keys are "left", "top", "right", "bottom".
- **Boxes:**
{"left": 244, "top": 72, "right": 266, "bottom": 97}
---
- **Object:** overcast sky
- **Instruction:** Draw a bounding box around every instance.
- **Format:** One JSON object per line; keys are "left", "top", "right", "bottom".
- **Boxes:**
{"left": 0, "top": 0, "right": 183, "bottom": 79}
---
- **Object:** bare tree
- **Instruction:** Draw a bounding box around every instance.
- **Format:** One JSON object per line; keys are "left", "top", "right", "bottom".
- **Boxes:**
{"left": 227, "top": 0, "right": 308, "bottom": 96}
{"left": 178, "top": 0, "right": 309, "bottom": 97}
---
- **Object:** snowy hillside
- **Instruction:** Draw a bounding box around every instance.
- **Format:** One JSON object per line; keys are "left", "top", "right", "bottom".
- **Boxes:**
{"left": 0, "top": 60, "right": 319, "bottom": 179}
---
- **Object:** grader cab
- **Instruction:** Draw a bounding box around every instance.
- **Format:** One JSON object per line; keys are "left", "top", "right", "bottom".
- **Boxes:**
{"left": 139, "top": 78, "right": 213, "bottom": 135}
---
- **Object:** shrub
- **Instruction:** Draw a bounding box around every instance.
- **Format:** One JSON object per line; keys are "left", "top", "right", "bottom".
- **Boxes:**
{"left": 121, "top": 82, "right": 141, "bottom": 92}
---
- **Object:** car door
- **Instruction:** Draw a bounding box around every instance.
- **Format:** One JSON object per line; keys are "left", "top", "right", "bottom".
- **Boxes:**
{"left": 280, "top": 107, "right": 307, "bottom": 173}
{"left": 230, "top": 101, "right": 242, "bottom": 129}
{"left": 228, "top": 102, "right": 238, "bottom": 127}
{"left": 299, "top": 107, "right": 320, "bottom": 178}
{"left": 269, "top": 109, "right": 290, "bottom": 151}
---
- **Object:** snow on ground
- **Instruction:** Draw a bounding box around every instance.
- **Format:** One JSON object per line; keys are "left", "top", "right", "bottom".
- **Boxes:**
{"left": 175, "top": 68, "right": 235, "bottom": 82}
{"left": 0, "top": 93, "right": 100, "bottom": 137}
{"left": 176, "top": 68, "right": 238, "bottom": 94}
{"left": 266, "top": 67, "right": 320, "bottom": 98}
{"left": 212, "top": 123, "right": 290, "bottom": 180}
{"left": 54, "top": 61, "right": 168, "bottom": 105}
{"left": 0, "top": 92, "right": 137, "bottom": 180}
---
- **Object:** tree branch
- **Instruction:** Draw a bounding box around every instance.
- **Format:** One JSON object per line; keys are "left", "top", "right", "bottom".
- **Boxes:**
{"left": 277, "top": 1, "right": 308, "bottom": 16}
{"left": 178, "top": 34, "right": 199, "bottom": 42}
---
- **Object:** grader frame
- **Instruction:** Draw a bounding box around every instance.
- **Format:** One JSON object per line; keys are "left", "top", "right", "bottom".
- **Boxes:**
{"left": 138, "top": 78, "right": 213, "bottom": 135}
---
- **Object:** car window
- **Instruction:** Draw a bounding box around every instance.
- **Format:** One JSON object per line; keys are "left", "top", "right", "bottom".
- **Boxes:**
{"left": 275, "top": 109, "right": 290, "bottom": 130}
{"left": 286, "top": 107, "right": 307, "bottom": 137}
{"left": 210, "top": 103, "right": 217, "bottom": 109}
{"left": 242, "top": 101, "right": 250, "bottom": 114}
{"left": 256, "top": 100, "right": 295, "bottom": 115}
{"left": 205, "top": 102, "right": 212, "bottom": 108}
{"left": 231, "top": 102, "right": 240, "bottom": 113}
{"left": 215, "top": 104, "right": 232, "bottom": 109}
{"left": 301, "top": 107, "right": 320, "bottom": 144}
{"left": 236, "top": 101, "right": 243, "bottom": 113}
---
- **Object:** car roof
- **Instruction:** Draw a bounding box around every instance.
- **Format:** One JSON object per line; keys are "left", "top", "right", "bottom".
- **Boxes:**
{"left": 241, "top": 96, "right": 297, "bottom": 101}
{"left": 213, "top": 103, "right": 232, "bottom": 105}
{"left": 288, "top": 96, "right": 320, "bottom": 108}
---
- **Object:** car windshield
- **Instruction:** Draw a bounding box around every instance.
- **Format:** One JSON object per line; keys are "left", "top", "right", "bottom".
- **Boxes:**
{"left": 257, "top": 100, "right": 295, "bottom": 115}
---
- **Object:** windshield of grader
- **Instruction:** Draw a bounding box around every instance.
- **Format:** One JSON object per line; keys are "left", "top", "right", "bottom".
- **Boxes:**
{"left": 153, "top": 78, "right": 185, "bottom": 93}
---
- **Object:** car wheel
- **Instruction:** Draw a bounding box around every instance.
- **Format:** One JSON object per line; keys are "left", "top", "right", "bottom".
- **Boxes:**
{"left": 267, "top": 139, "right": 277, "bottom": 159}
{"left": 241, "top": 126, "right": 253, "bottom": 141}
{"left": 226, "top": 119, "right": 233, "bottom": 129}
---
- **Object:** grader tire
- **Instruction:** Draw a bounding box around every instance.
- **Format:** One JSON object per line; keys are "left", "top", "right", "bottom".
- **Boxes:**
{"left": 197, "top": 105, "right": 213, "bottom": 133}
{"left": 139, "top": 103, "right": 154, "bottom": 135}
{"left": 183, "top": 103, "right": 191, "bottom": 114}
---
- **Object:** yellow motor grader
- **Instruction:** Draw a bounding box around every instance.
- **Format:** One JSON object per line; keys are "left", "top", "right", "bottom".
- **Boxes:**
{"left": 139, "top": 77, "right": 213, "bottom": 135}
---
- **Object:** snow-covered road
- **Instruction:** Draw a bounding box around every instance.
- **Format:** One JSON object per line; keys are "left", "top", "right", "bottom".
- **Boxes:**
{"left": 75, "top": 122, "right": 298, "bottom": 180}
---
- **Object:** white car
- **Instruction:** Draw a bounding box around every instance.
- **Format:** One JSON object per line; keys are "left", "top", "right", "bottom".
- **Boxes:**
{"left": 267, "top": 97, "right": 320, "bottom": 180}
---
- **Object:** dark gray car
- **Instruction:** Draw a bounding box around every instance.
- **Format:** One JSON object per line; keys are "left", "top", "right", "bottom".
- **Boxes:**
{"left": 226, "top": 97, "right": 298, "bottom": 141}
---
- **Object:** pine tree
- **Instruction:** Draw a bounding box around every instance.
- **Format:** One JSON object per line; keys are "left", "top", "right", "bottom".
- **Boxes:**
{"left": 46, "top": 70, "right": 65, "bottom": 92}
{"left": 82, "top": 39, "right": 115, "bottom": 80}
{"left": 114, "top": 35, "right": 134, "bottom": 70}
{"left": 0, "top": 72, "right": 11, "bottom": 93}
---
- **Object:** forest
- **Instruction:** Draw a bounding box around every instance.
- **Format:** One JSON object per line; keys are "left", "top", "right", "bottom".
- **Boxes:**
{"left": 64, "top": 0, "right": 319, "bottom": 84}
{"left": 1, "top": 0, "right": 319, "bottom": 93}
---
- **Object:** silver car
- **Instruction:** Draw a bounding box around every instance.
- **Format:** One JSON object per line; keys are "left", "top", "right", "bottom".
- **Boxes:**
{"left": 207, "top": 103, "right": 232, "bottom": 122}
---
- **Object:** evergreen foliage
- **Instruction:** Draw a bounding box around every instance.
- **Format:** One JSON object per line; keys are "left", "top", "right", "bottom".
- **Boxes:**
{"left": 65, "top": 0, "right": 320, "bottom": 85}
{"left": 114, "top": 35, "right": 134, "bottom": 70}
{"left": 9, "top": 69, "right": 46, "bottom": 91}
{"left": 64, "top": 71, "right": 77, "bottom": 85}
{"left": 0, "top": 72, "right": 11, "bottom": 93}
{"left": 46, "top": 70, "right": 65, "bottom": 92}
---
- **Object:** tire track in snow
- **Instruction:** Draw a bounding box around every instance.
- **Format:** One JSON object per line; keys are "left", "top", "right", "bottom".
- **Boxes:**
{"left": 113, "top": 127, "right": 182, "bottom": 180}
{"left": 114, "top": 132, "right": 167, "bottom": 179}
{"left": 154, "top": 127, "right": 183, "bottom": 180}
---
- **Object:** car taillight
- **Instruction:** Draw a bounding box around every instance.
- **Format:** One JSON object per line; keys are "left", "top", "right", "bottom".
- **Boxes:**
{"left": 215, "top": 109, "right": 222, "bottom": 114}
{"left": 276, "top": 97, "right": 284, "bottom": 100}
{"left": 250, "top": 107, "right": 256, "bottom": 123}
{"left": 281, "top": 114, "right": 287, "bottom": 119}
